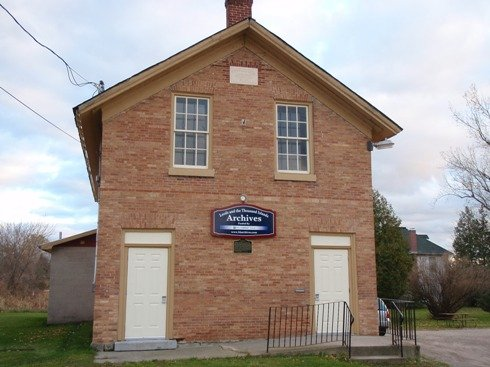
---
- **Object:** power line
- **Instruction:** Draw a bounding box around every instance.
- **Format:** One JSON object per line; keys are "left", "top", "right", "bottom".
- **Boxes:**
{"left": 0, "top": 85, "right": 80, "bottom": 142}
{"left": 0, "top": 3, "right": 104, "bottom": 94}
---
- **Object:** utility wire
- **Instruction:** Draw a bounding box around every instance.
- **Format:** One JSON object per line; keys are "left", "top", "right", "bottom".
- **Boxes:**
{"left": 0, "top": 3, "right": 104, "bottom": 93}
{"left": 0, "top": 85, "right": 80, "bottom": 142}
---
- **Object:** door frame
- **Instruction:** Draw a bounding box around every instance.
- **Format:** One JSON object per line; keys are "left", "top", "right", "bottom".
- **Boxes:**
{"left": 118, "top": 230, "right": 174, "bottom": 341}
{"left": 310, "top": 233, "right": 359, "bottom": 334}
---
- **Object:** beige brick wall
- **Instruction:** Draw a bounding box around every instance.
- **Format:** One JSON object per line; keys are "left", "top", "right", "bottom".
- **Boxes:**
{"left": 92, "top": 47, "right": 378, "bottom": 345}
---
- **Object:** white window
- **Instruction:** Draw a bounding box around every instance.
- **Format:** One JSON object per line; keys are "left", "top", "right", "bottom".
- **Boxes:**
{"left": 276, "top": 104, "right": 309, "bottom": 172}
{"left": 174, "top": 96, "right": 209, "bottom": 168}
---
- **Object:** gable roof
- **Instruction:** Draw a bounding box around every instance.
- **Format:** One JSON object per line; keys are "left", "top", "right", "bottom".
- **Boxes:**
{"left": 416, "top": 235, "right": 451, "bottom": 256}
{"left": 74, "top": 18, "right": 403, "bottom": 201}
{"left": 400, "top": 227, "right": 452, "bottom": 256}
{"left": 40, "top": 229, "right": 96, "bottom": 252}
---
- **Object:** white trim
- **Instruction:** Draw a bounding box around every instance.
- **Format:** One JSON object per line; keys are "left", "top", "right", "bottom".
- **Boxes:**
{"left": 311, "top": 234, "right": 351, "bottom": 247}
{"left": 124, "top": 232, "right": 172, "bottom": 245}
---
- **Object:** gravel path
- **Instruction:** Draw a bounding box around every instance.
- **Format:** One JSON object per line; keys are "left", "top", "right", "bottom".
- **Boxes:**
{"left": 417, "top": 328, "right": 490, "bottom": 367}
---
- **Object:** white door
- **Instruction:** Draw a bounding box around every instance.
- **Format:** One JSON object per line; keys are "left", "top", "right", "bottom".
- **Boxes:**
{"left": 314, "top": 248, "right": 349, "bottom": 333}
{"left": 125, "top": 247, "right": 168, "bottom": 339}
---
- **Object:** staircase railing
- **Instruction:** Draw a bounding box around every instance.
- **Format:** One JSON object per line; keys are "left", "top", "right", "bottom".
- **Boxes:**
{"left": 382, "top": 298, "right": 417, "bottom": 357}
{"left": 266, "top": 301, "right": 354, "bottom": 357}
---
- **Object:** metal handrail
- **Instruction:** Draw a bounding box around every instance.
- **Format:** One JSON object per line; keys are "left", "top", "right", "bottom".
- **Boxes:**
{"left": 266, "top": 301, "right": 354, "bottom": 357}
{"left": 382, "top": 298, "right": 417, "bottom": 357}
{"left": 389, "top": 300, "right": 404, "bottom": 357}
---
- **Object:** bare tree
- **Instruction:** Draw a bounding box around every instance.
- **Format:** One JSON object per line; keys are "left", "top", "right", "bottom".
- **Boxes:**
{"left": 0, "top": 222, "right": 52, "bottom": 294}
{"left": 443, "top": 85, "right": 489, "bottom": 210}
{"left": 410, "top": 255, "right": 490, "bottom": 318}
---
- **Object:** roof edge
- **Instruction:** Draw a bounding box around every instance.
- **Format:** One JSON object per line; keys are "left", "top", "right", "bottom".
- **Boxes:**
{"left": 41, "top": 229, "right": 96, "bottom": 252}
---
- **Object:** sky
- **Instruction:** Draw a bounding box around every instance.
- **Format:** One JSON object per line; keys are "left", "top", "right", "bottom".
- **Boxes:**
{"left": 0, "top": 0, "right": 489, "bottom": 249}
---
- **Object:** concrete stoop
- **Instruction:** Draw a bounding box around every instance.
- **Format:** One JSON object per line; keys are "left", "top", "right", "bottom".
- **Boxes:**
{"left": 350, "top": 344, "right": 420, "bottom": 364}
{"left": 114, "top": 339, "right": 177, "bottom": 351}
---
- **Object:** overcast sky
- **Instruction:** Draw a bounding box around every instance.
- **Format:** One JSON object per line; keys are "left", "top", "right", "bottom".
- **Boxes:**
{"left": 1, "top": 0, "right": 489, "bottom": 249}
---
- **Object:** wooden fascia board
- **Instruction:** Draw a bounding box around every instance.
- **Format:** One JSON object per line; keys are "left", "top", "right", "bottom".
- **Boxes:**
{"left": 75, "top": 22, "right": 251, "bottom": 202}
{"left": 246, "top": 22, "right": 402, "bottom": 140}
{"left": 41, "top": 229, "right": 97, "bottom": 252}
{"left": 244, "top": 39, "right": 371, "bottom": 138}
{"left": 102, "top": 35, "right": 245, "bottom": 121}
{"left": 76, "top": 21, "right": 251, "bottom": 115}
{"left": 76, "top": 107, "right": 101, "bottom": 201}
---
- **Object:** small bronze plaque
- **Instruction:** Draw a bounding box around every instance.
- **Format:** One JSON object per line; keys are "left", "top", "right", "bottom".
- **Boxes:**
{"left": 234, "top": 239, "right": 252, "bottom": 253}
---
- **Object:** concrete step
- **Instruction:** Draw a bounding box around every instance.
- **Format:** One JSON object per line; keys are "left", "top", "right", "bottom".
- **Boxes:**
{"left": 351, "top": 344, "right": 419, "bottom": 359}
{"left": 114, "top": 338, "right": 177, "bottom": 351}
{"left": 351, "top": 355, "right": 406, "bottom": 364}
{"left": 351, "top": 345, "right": 399, "bottom": 357}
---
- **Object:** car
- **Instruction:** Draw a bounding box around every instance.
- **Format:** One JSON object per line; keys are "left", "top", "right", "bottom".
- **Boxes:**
{"left": 378, "top": 298, "right": 390, "bottom": 336}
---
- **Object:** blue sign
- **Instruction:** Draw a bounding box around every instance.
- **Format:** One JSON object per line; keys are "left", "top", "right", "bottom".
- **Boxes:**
{"left": 212, "top": 204, "right": 276, "bottom": 238}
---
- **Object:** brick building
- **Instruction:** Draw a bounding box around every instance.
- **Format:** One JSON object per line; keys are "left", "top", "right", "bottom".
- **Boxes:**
{"left": 74, "top": 1, "right": 402, "bottom": 350}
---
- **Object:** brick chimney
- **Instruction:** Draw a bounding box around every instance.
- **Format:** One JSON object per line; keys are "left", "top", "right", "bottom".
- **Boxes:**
{"left": 225, "top": 0, "right": 253, "bottom": 27}
{"left": 408, "top": 229, "right": 418, "bottom": 254}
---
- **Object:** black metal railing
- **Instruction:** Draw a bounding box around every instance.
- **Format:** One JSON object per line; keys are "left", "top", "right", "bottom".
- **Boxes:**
{"left": 381, "top": 298, "right": 417, "bottom": 357}
{"left": 266, "top": 301, "right": 354, "bottom": 357}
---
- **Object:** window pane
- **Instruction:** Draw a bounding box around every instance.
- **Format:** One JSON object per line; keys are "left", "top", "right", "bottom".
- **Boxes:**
{"left": 198, "top": 115, "right": 207, "bottom": 131}
{"left": 187, "top": 114, "right": 196, "bottom": 130}
{"left": 298, "top": 122, "right": 307, "bottom": 138}
{"left": 298, "top": 107, "right": 307, "bottom": 122}
{"left": 187, "top": 98, "right": 197, "bottom": 113}
{"left": 278, "top": 139, "right": 287, "bottom": 153}
{"left": 198, "top": 99, "right": 208, "bottom": 115}
{"left": 175, "top": 132, "right": 185, "bottom": 148}
{"left": 197, "top": 134, "right": 206, "bottom": 149}
{"left": 277, "top": 105, "right": 287, "bottom": 121}
{"left": 278, "top": 154, "right": 287, "bottom": 170}
{"left": 176, "top": 97, "right": 186, "bottom": 113}
{"left": 298, "top": 140, "right": 307, "bottom": 154}
{"left": 186, "top": 133, "right": 196, "bottom": 148}
{"left": 299, "top": 155, "right": 308, "bottom": 171}
{"left": 196, "top": 151, "right": 206, "bottom": 166}
{"left": 275, "top": 104, "right": 310, "bottom": 173}
{"left": 288, "top": 140, "right": 297, "bottom": 154}
{"left": 174, "top": 149, "right": 184, "bottom": 165}
{"left": 288, "top": 155, "right": 298, "bottom": 170}
{"left": 176, "top": 114, "right": 185, "bottom": 130}
{"left": 278, "top": 121, "right": 287, "bottom": 136}
{"left": 185, "top": 150, "right": 195, "bottom": 165}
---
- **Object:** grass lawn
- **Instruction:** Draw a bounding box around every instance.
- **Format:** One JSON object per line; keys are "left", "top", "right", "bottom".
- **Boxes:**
{"left": 0, "top": 312, "right": 448, "bottom": 367}
{"left": 415, "top": 307, "right": 490, "bottom": 329}
{"left": 0, "top": 312, "right": 94, "bottom": 366}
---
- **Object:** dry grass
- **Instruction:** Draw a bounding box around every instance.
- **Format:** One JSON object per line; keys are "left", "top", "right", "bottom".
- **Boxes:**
{"left": 0, "top": 290, "right": 48, "bottom": 311}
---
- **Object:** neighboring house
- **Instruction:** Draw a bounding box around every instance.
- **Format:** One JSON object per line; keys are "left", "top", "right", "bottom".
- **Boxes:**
{"left": 74, "top": 1, "right": 402, "bottom": 350}
{"left": 41, "top": 229, "right": 96, "bottom": 324}
{"left": 401, "top": 227, "right": 452, "bottom": 268}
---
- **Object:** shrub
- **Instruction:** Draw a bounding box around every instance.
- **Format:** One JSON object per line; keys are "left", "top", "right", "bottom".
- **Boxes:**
{"left": 0, "top": 283, "right": 48, "bottom": 311}
{"left": 477, "top": 292, "right": 490, "bottom": 312}
{"left": 410, "top": 255, "right": 490, "bottom": 318}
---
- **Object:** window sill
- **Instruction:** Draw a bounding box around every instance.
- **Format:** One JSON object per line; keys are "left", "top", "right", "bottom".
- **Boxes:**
{"left": 274, "top": 172, "right": 317, "bottom": 182}
{"left": 168, "top": 167, "right": 215, "bottom": 178}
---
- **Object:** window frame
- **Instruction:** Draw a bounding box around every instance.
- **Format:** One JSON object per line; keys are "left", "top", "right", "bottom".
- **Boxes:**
{"left": 169, "top": 94, "right": 215, "bottom": 177}
{"left": 274, "top": 102, "right": 316, "bottom": 182}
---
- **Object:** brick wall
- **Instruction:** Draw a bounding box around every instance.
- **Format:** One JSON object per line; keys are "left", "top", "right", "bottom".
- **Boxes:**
{"left": 225, "top": 0, "right": 253, "bottom": 27}
{"left": 92, "top": 47, "right": 379, "bottom": 345}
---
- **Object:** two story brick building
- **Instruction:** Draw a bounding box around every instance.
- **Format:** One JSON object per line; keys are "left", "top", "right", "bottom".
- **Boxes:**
{"left": 74, "top": 0, "right": 402, "bottom": 350}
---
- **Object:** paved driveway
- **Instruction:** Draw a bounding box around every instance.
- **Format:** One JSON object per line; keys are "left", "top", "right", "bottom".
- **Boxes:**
{"left": 417, "top": 329, "right": 490, "bottom": 367}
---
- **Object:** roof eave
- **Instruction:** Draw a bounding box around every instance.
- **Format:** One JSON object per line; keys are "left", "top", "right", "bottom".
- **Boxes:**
{"left": 40, "top": 229, "right": 97, "bottom": 252}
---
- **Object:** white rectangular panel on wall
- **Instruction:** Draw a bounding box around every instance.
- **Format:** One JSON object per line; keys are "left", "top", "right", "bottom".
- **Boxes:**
{"left": 124, "top": 231, "right": 172, "bottom": 245}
